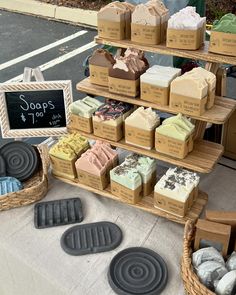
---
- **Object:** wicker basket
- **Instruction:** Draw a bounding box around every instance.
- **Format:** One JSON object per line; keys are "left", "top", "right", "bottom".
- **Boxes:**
{"left": 181, "top": 220, "right": 216, "bottom": 295}
{"left": 0, "top": 144, "right": 49, "bottom": 211}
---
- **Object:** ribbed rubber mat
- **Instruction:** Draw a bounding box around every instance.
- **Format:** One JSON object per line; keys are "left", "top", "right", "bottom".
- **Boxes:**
{"left": 34, "top": 198, "right": 83, "bottom": 229}
{"left": 61, "top": 221, "right": 122, "bottom": 256}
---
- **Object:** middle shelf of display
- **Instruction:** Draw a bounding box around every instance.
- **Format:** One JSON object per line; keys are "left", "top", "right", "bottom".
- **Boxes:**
{"left": 53, "top": 175, "right": 208, "bottom": 225}
{"left": 76, "top": 78, "right": 236, "bottom": 125}
{"left": 67, "top": 126, "right": 223, "bottom": 174}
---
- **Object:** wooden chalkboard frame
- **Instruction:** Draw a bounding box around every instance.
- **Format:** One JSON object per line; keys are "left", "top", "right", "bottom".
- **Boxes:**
{"left": 0, "top": 80, "right": 73, "bottom": 138}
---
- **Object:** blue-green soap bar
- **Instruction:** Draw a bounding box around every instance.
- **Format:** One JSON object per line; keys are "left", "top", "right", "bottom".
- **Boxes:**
{"left": 0, "top": 177, "right": 23, "bottom": 195}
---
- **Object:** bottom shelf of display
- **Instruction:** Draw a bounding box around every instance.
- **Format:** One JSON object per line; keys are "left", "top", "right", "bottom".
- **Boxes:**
{"left": 54, "top": 174, "right": 208, "bottom": 225}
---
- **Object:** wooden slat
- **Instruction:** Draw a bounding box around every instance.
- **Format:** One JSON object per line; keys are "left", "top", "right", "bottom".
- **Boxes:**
{"left": 54, "top": 175, "right": 208, "bottom": 225}
{"left": 77, "top": 78, "right": 236, "bottom": 125}
{"left": 68, "top": 127, "right": 224, "bottom": 173}
{"left": 95, "top": 36, "right": 236, "bottom": 65}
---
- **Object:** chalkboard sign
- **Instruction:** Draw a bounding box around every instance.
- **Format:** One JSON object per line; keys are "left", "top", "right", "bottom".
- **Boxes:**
{"left": 0, "top": 81, "right": 73, "bottom": 138}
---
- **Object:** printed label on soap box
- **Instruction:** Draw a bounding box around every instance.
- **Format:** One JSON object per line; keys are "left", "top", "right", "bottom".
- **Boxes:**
{"left": 125, "top": 124, "right": 155, "bottom": 149}
{"left": 111, "top": 180, "right": 142, "bottom": 204}
{"left": 89, "top": 64, "right": 109, "bottom": 87}
{"left": 209, "top": 31, "right": 236, "bottom": 57}
{"left": 108, "top": 76, "right": 140, "bottom": 97}
{"left": 154, "top": 192, "right": 189, "bottom": 217}
{"left": 93, "top": 120, "right": 123, "bottom": 142}
{"left": 69, "top": 114, "right": 93, "bottom": 133}
{"left": 77, "top": 169, "right": 109, "bottom": 190}
{"left": 167, "top": 27, "right": 202, "bottom": 50}
{"left": 155, "top": 132, "right": 192, "bottom": 159}
{"left": 50, "top": 155, "right": 77, "bottom": 178}
{"left": 97, "top": 19, "right": 126, "bottom": 40}
{"left": 141, "top": 82, "right": 169, "bottom": 106}
{"left": 131, "top": 23, "right": 161, "bottom": 45}
{"left": 170, "top": 93, "right": 207, "bottom": 116}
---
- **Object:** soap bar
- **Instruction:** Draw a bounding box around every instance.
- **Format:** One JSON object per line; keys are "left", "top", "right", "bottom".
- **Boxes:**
{"left": 162, "top": 113, "right": 195, "bottom": 134}
{"left": 212, "top": 13, "right": 236, "bottom": 34}
{"left": 168, "top": 6, "right": 206, "bottom": 30}
{"left": 70, "top": 97, "right": 103, "bottom": 118}
{"left": 196, "top": 261, "right": 228, "bottom": 290}
{"left": 110, "top": 163, "right": 142, "bottom": 190}
{"left": 0, "top": 155, "right": 6, "bottom": 177}
{"left": 226, "top": 252, "right": 236, "bottom": 271}
{"left": 125, "top": 107, "right": 160, "bottom": 130}
{"left": 132, "top": 3, "right": 160, "bottom": 26}
{"left": 0, "top": 177, "right": 23, "bottom": 195}
{"left": 89, "top": 49, "right": 115, "bottom": 67}
{"left": 170, "top": 74, "right": 208, "bottom": 99}
{"left": 192, "top": 247, "right": 225, "bottom": 268}
{"left": 215, "top": 270, "right": 236, "bottom": 295}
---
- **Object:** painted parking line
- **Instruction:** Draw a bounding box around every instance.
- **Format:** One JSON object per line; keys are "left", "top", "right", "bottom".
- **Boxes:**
{"left": 0, "top": 30, "right": 88, "bottom": 71}
{"left": 5, "top": 41, "right": 97, "bottom": 83}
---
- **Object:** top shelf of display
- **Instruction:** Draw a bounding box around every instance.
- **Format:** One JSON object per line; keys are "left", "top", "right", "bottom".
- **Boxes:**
{"left": 95, "top": 37, "right": 236, "bottom": 66}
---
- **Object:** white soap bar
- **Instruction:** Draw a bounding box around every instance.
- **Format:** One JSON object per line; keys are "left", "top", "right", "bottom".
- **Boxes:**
{"left": 196, "top": 261, "right": 228, "bottom": 290}
{"left": 170, "top": 75, "right": 208, "bottom": 99}
{"left": 226, "top": 252, "right": 236, "bottom": 271}
{"left": 154, "top": 174, "right": 194, "bottom": 202}
{"left": 140, "top": 72, "right": 173, "bottom": 88}
{"left": 215, "top": 270, "right": 236, "bottom": 295}
{"left": 192, "top": 247, "right": 225, "bottom": 268}
{"left": 146, "top": 65, "right": 181, "bottom": 78}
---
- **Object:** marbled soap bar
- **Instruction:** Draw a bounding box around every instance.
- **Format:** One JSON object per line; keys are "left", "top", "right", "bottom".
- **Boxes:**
{"left": 0, "top": 177, "right": 23, "bottom": 195}
{"left": 132, "top": 3, "right": 160, "bottom": 26}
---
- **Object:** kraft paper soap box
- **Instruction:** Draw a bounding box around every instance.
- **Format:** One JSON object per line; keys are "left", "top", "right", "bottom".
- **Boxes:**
{"left": 70, "top": 114, "right": 93, "bottom": 134}
{"left": 209, "top": 31, "right": 236, "bottom": 57}
{"left": 154, "top": 190, "right": 193, "bottom": 217}
{"left": 50, "top": 156, "right": 77, "bottom": 180}
{"left": 108, "top": 76, "right": 140, "bottom": 97}
{"left": 206, "top": 210, "right": 236, "bottom": 253}
{"left": 194, "top": 219, "right": 231, "bottom": 257}
{"left": 131, "top": 23, "right": 161, "bottom": 45}
{"left": 125, "top": 125, "right": 155, "bottom": 150}
{"left": 111, "top": 180, "right": 142, "bottom": 204}
{"left": 97, "top": 19, "right": 126, "bottom": 40}
{"left": 93, "top": 119, "right": 123, "bottom": 142}
{"left": 155, "top": 132, "right": 193, "bottom": 159}
{"left": 77, "top": 168, "right": 110, "bottom": 190}
{"left": 169, "top": 93, "right": 207, "bottom": 116}
{"left": 167, "top": 27, "right": 203, "bottom": 50}
{"left": 141, "top": 83, "right": 169, "bottom": 106}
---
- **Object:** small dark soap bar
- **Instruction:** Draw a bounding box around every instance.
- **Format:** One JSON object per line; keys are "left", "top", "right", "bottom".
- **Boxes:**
{"left": 61, "top": 221, "right": 122, "bottom": 256}
{"left": 0, "top": 155, "right": 6, "bottom": 177}
{"left": 34, "top": 198, "right": 83, "bottom": 229}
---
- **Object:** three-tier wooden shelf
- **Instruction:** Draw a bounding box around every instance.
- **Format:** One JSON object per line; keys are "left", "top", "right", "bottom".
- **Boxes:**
{"left": 55, "top": 37, "right": 236, "bottom": 225}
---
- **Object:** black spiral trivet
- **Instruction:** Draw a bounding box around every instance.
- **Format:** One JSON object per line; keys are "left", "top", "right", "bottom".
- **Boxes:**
{"left": 0, "top": 155, "right": 6, "bottom": 177}
{"left": 0, "top": 141, "right": 39, "bottom": 181}
{"left": 108, "top": 247, "right": 168, "bottom": 295}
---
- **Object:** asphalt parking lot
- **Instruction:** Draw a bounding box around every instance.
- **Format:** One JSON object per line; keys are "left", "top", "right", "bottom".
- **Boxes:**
{"left": 0, "top": 10, "right": 98, "bottom": 144}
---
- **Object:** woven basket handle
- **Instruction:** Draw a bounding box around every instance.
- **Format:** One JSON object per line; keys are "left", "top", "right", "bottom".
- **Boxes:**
{"left": 38, "top": 144, "right": 50, "bottom": 175}
{"left": 184, "top": 220, "right": 194, "bottom": 241}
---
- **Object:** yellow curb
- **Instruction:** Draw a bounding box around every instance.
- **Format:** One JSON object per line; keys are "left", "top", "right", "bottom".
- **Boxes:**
{"left": 0, "top": 0, "right": 98, "bottom": 27}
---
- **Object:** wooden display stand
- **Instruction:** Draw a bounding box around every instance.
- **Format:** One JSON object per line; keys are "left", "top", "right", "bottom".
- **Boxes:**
{"left": 58, "top": 36, "right": 236, "bottom": 224}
